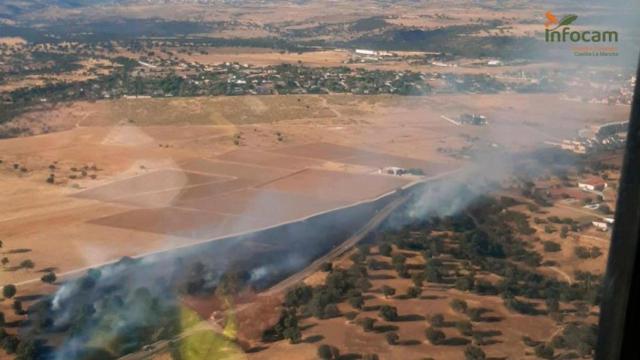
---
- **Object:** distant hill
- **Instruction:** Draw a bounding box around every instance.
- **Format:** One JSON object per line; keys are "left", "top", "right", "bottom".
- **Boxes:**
{"left": 0, "top": 0, "right": 124, "bottom": 19}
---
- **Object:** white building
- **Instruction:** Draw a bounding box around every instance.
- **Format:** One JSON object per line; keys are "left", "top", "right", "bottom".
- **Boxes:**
{"left": 355, "top": 49, "right": 377, "bottom": 56}
{"left": 578, "top": 178, "right": 608, "bottom": 192}
{"left": 592, "top": 221, "right": 609, "bottom": 232}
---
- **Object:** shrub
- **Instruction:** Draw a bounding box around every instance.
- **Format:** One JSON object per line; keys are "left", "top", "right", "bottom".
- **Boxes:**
{"left": 425, "top": 327, "right": 446, "bottom": 345}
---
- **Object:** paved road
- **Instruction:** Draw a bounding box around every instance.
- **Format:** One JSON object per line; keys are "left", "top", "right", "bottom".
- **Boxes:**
{"left": 265, "top": 192, "right": 410, "bottom": 295}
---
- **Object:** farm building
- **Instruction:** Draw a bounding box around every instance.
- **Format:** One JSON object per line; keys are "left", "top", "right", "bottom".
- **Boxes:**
{"left": 578, "top": 177, "right": 608, "bottom": 192}
{"left": 592, "top": 221, "right": 609, "bottom": 232}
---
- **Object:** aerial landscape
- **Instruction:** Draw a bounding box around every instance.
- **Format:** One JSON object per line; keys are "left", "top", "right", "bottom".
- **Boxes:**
{"left": 0, "top": 0, "right": 638, "bottom": 359}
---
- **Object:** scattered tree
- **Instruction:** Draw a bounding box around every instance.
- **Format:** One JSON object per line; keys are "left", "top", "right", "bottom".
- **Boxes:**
{"left": 429, "top": 313, "right": 445, "bottom": 327}
{"left": 317, "top": 344, "right": 340, "bottom": 360}
{"left": 382, "top": 285, "right": 396, "bottom": 298}
{"left": 379, "top": 305, "right": 398, "bottom": 321}
{"left": 3, "top": 285, "right": 16, "bottom": 299}
{"left": 41, "top": 272, "right": 57, "bottom": 284}
{"left": 385, "top": 332, "right": 399, "bottom": 345}
{"left": 450, "top": 299, "right": 468, "bottom": 313}
{"left": 20, "top": 259, "right": 34, "bottom": 270}
{"left": 406, "top": 286, "right": 422, "bottom": 298}
{"left": 464, "top": 345, "right": 486, "bottom": 360}
{"left": 425, "top": 327, "right": 446, "bottom": 345}
{"left": 456, "top": 320, "right": 474, "bottom": 336}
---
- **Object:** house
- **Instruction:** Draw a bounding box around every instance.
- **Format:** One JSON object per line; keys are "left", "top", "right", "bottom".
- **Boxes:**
{"left": 592, "top": 221, "right": 609, "bottom": 232}
{"left": 578, "top": 177, "right": 608, "bottom": 192}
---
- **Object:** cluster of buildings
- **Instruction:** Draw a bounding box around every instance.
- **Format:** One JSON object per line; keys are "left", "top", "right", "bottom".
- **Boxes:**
{"left": 458, "top": 113, "right": 488, "bottom": 126}
{"left": 552, "top": 121, "right": 628, "bottom": 155}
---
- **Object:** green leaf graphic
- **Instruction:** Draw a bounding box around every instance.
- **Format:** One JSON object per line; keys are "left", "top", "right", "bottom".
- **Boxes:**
{"left": 559, "top": 15, "right": 578, "bottom": 27}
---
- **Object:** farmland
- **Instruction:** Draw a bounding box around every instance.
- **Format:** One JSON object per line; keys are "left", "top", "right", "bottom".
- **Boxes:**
{"left": 0, "top": 0, "right": 637, "bottom": 358}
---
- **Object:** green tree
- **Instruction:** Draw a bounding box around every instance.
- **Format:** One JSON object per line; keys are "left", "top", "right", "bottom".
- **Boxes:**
{"left": 3, "top": 285, "right": 16, "bottom": 299}
{"left": 317, "top": 344, "right": 339, "bottom": 360}
{"left": 320, "top": 262, "right": 333, "bottom": 272}
{"left": 379, "top": 243, "right": 392, "bottom": 257}
{"left": 20, "top": 260, "right": 34, "bottom": 270}
{"left": 543, "top": 241, "right": 561, "bottom": 252}
{"left": 464, "top": 345, "right": 486, "bottom": 360}
{"left": 348, "top": 294, "right": 364, "bottom": 309}
{"left": 429, "top": 313, "right": 445, "bottom": 327}
{"left": 360, "top": 317, "right": 376, "bottom": 332}
{"left": 284, "top": 285, "right": 313, "bottom": 308}
{"left": 406, "top": 286, "right": 422, "bottom": 298}
{"left": 283, "top": 327, "right": 301, "bottom": 344}
{"left": 385, "top": 332, "right": 399, "bottom": 345}
{"left": 379, "top": 305, "right": 398, "bottom": 321}
{"left": 534, "top": 343, "right": 554, "bottom": 359}
{"left": 41, "top": 272, "right": 57, "bottom": 284}
{"left": 425, "top": 327, "right": 446, "bottom": 345}
{"left": 411, "top": 272, "right": 425, "bottom": 287}
{"left": 467, "top": 308, "right": 482, "bottom": 322}
{"left": 322, "top": 304, "right": 340, "bottom": 319}
{"left": 450, "top": 299, "right": 468, "bottom": 313}
{"left": 382, "top": 285, "right": 396, "bottom": 298}
{"left": 456, "top": 320, "right": 473, "bottom": 336}
{"left": 455, "top": 275, "right": 475, "bottom": 291}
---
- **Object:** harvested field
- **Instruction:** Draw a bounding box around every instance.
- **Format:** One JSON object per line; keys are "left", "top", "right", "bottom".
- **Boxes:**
{"left": 271, "top": 142, "right": 447, "bottom": 174}
{"left": 259, "top": 168, "right": 410, "bottom": 203}
{"left": 177, "top": 188, "right": 349, "bottom": 221}
{"left": 90, "top": 207, "right": 270, "bottom": 239}
{"left": 215, "top": 149, "right": 325, "bottom": 170}
{"left": 178, "top": 158, "right": 291, "bottom": 182}
{"left": 74, "top": 169, "right": 231, "bottom": 204}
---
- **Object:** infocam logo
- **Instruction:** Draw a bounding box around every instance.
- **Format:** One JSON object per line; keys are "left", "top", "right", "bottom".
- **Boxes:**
{"left": 544, "top": 11, "right": 618, "bottom": 43}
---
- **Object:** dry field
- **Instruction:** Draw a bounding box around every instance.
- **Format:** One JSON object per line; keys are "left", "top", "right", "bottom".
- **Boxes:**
{"left": 0, "top": 93, "right": 626, "bottom": 285}
{"left": 0, "top": 91, "right": 626, "bottom": 359}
